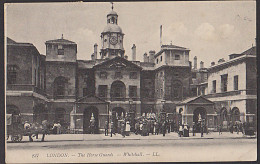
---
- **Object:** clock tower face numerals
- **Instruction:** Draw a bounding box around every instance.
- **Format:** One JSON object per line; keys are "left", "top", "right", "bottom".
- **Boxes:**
{"left": 110, "top": 36, "right": 118, "bottom": 45}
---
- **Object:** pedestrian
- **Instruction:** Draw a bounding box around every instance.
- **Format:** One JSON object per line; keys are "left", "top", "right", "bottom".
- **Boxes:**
{"left": 24, "top": 121, "right": 31, "bottom": 130}
{"left": 219, "top": 124, "right": 222, "bottom": 135}
{"left": 151, "top": 121, "right": 154, "bottom": 135}
{"left": 41, "top": 120, "right": 48, "bottom": 142}
{"left": 229, "top": 122, "right": 234, "bottom": 134}
{"left": 168, "top": 121, "right": 171, "bottom": 133}
{"left": 140, "top": 122, "right": 143, "bottom": 136}
{"left": 125, "top": 121, "right": 130, "bottom": 136}
{"left": 110, "top": 122, "right": 114, "bottom": 137}
{"left": 104, "top": 121, "right": 109, "bottom": 136}
{"left": 135, "top": 121, "right": 139, "bottom": 135}
{"left": 90, "top": 120, "right": 95, "bottom": 134}
{"left": 57, "top": 121, "right": 62, "bottom": 134}
{"left": 200, "top": 121, "right": 204, "bottom": 137}
{"left": 121, "top": 122, "right": 125, "bottom": 138}
{"left": 192, "top": 122, "right": 196, "bottom": 136}
{"left": 162, "top": 121, "right": 166, "bottom": 137}
{"left": 153, "top": 121, "right": 157, "bottom": 135}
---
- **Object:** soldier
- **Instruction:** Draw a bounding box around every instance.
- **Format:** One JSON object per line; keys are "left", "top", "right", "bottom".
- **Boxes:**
{"left": 104, "top": 121, "right": 109, "bottom": 136}
{"left": 201, "top": 120, "right": 204, "bottom": 137}
{"left": 192, "top": 122, "right": 196, "bottom": 136}
{"left": 110, "top": 122, "right": 114, "bottom": 137}
{"left": 162, "top": 121, "right": 166, "bottom": 137}
{"left": 121, "top": 122, "right": 125, "bottom": 138}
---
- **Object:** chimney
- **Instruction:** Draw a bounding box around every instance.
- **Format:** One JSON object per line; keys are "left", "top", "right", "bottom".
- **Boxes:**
{"left": 94, "top": 43, "right": 98, "bottom": 60}
{"left": 194, "top": 56, "right": 197, "bottom": 69}
{"left": 143, "top": 53, "right": 148, "bottom": 62}
{"left": 218, "top": 58, "right": 225, "bottom": 64}
{"left": 131, "top": 44, "right": 136, "bottom": 61}
{"left": 200, "top": 61, "right": 204, "bottom": 69}
{"left": 211, "top": 62, "right": 215, "bottom": 66}
{"left": 149, "top": 50, "right": 156, "bottom": 63}
{"left": 124, "top": 55, "right": 128, "bottom": 60}
{"left": 91, "top": 54, "right": 95, "bottom": 60}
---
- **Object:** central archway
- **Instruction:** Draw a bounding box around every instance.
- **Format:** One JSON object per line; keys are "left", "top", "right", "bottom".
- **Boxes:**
{"left": 112, "top": 107, "right": 125, "bottom": 133}
{"left": 193, "top": 107, "right": 207, "bottom": 132}
{"left": 83, "top": 106, "right": 99, "bottom": 134}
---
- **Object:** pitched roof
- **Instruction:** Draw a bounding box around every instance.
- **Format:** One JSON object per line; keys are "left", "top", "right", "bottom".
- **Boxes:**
{"left": 7, "top": 37, "right": 34, "bottom": 46}
{"left": 177, "top": 96, "right": 214, "bottom": 105}
{"left": 45, "top": 38, "right": 76, "bottom": 45}
{"left": 241, "top": 46, "right": 256, "bottom": 56}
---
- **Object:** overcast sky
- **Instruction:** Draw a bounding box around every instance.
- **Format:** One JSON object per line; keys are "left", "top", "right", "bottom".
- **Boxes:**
{"left": 5, "top": 2, "right": 256, "bottom": 67}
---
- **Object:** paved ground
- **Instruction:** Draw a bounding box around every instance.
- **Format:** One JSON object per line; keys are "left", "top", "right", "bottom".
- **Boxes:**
{"left": 6, "top": 132, "right": 257, "bottom": 163}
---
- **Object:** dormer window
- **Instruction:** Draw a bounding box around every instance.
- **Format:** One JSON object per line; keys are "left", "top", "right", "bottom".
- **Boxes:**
{"left": 58, "top": 45, "right": 64, "bottom": 55}
{"left": 111, "top": 17, "right": 115, "bottom": 24}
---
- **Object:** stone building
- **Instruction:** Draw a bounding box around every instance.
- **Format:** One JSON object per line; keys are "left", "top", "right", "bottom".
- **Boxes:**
{"left": 6, "top": 7, "right": 257, "bottom": 133}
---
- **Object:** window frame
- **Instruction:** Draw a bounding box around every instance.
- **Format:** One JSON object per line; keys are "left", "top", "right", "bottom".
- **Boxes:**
{"left": 175, "top": 54, "right": 180, "bottom": 60}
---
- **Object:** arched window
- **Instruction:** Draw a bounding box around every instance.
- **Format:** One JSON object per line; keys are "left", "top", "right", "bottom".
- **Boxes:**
{"left": 111, "top": 17, "right": 115, "bottom": 24}
{"left": 231, "top": 107, "right": 240, "bottom": 123}
{"left": 179, "top": 108, "right": 183, "bottom": 114}
{"left": 220, "top": 108, "right": 228, "bottom": 122}
{"left": 110, "top": 81, "right": 126, "bottom": 100}
{"left": 7, "top": 65, "right": 18, "bottom": 84}
{"left": 171, "top": 80, "right": 183, "bottom": 100}
{"left": 53, "top": 76, "right": 68, "bottom": 97}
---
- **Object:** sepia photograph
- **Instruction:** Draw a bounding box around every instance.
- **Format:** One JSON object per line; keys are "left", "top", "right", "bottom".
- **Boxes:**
{"left": 5, "top": 1, "right": 257, "bottom": 163}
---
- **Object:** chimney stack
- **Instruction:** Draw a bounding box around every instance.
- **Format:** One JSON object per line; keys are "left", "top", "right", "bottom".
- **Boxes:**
{"left": 218, "top": 58, "right": 225, "bottom": 64}
{"left": 200, "top": 61, "right": 204, "bottom": 69}
{"left": 91, "top": 54, "right": 95, "bottom": 60}
{"left": 94, "top": 43, "right": 98, "bottom": 60}
{"left": 143, "top": 53, "right": 149, "bottom": 62}
{"left": 194, "top": 56, "right": 197, "bottom": 69}
{"left": 149, "top": 50, "right": 156, "bottom": 63}
{"left": 211, "top": 62, "right": 215, "bottom": 66}
{"left": 131, "top": 44, "right": 136, "bottom": 61}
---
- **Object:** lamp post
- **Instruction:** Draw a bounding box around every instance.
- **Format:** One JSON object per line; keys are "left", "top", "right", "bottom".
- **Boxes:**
{"left": 160, "top": 100, "right": 166, "bottom": 123}
{"left": 129, "top": 98, "right": 135, "bottom": 132}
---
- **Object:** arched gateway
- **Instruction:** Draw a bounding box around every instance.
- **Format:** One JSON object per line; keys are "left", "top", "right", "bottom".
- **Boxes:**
{"left": 112, "top": 107, "right": 125, "bottom": 133}
{"left": 193, "top": 107, "right": 207, "bottom": 132}
{"left": 83, "top": 106, "right": 99, "bottom": 134}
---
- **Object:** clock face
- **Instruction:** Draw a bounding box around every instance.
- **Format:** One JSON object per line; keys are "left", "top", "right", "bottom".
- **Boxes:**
{"left": 110, "top": 36, "right": 118, "bottom": 45}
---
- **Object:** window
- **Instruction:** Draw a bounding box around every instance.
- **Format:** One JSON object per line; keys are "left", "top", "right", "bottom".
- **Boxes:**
{"left": 160, "top": 88, "right": 163, "bottom": 98}
{"left": 53, "top": 76, "right": 67, "bottom": 97}
{"left": 7, "top": 65, "right": 18, "bottom": 84}
{"left": 221, "top": 74, "right": 228, "bottom": 92}
{"left": 175, "top": 55, "right": 180, "bottom": 60}
{"left": 160, "top": 56, "right": 163, "bottom": 61}
{"left": 57, "top": 45, "right": 64, "bottom": 55}
{"left": 192, "top": 72, "right": 197, "bottom": 78}
{"left": 160, "top": 71, "right": 163, "bottom": 77}
{"left": 156, "top": 58, "right": 159, "bottom": 64}
{"left": 98, "top": 85, "right": 107, "bottom": 98}
{"left": 212, "top": 80, "right": 216, "bottom": 93}
{"left": 130, "top": 72, "right": 137, "bottom": 79}
{"left": 83, "top": 88, "right": 88, "bottom": 97}
{"left": 129, "top": 86, "right": 137, "bottom": 98}
{"left": 115, "top": 71, "right": 122, "bottom": 79}
{"left": 201, "top": 87, "right": 205, "bottom": 95}
{"left": 100, "top": 71, "right": 107, "bottom": 79}
{"left": 234, "top": 75, "right": 238, "bottom": 90}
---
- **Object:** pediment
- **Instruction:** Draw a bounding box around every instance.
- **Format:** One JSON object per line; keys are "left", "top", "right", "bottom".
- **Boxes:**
{"left": 178, "top": 96, "right": 214, "bottom": 105}
{"left": 93, "top": 56, "right": 142, "bottom": 70}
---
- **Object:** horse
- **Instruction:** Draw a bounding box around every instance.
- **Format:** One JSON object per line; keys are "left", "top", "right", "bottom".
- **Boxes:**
{"left": 25, "top": 120, "right": 53, "bottom": 142}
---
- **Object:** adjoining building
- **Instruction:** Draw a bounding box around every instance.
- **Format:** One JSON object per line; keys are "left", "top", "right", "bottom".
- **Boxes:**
{"left": 6, "top": 7, "right": 257, "bottom": 133}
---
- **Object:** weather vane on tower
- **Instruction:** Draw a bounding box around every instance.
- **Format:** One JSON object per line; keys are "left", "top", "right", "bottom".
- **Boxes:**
{"left": 111, "top": 2, "right": 114, "bottom": 10}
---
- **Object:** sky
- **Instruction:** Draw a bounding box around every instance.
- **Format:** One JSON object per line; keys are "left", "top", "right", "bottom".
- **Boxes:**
{"left": 5, "top": 2, "right": 256, "bottom": 67}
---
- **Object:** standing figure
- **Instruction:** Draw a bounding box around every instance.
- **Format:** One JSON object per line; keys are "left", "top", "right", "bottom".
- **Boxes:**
{"left": 179, "top": 125, "right": 183, "bottom": 137}
{"left": 110, "top": 122, "right": 114, "bottom": 137}
{"left": 200, "top": 121, "right": 204, "bottom": 137}
{"left": 162, "top": 121, "right": 166, "bottom": 137}
{"left": 125, "top": 121, "right": 130, "bottom": 136}
{"left": 155, "top": 121, "right": 159, "bottom": 135}
{"left": 121, "top": 122, "right": 125, "bottom": 138}
{"left": 104, "top": 121, "right": 109, "bottom": 136}
{"left": 192, "top": 122, "right": 196, "bottom": 136}
{"left": 135, "top": 121, "right": 139, "bottom": 135}
{"left": 57, "top": 122, "right": 62, "bottom": 134}
{"left": 140, "top": 122, "right": 143, "bottom": 136}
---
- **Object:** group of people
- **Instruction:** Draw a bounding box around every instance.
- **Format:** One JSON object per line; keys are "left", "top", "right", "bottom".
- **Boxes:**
{"left": 23, "top": 120, "right": 62, "bottom": 135}
{"left": 104, "top": 118, "right": 173, "bottom": 137}
{"left": 218, "top": 120, "right": 244, "bottom": 135}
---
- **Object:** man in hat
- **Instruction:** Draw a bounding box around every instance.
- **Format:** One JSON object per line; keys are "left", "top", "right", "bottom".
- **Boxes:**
{"left": 104, "top": 121, "right": 109, "bottom": 136}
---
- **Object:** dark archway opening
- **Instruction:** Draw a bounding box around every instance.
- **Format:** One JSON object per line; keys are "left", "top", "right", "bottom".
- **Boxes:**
{"left": 193, "top": 107, "right": 207, "bottom": 133}
{"left": 34, "top": 104, "right": 48, "bottom": 124}
{"left": 112, "top": 107, "right": 125, "bottom": 133}
{"left": 83, "top": 107, "right": 99, "bottom": 134}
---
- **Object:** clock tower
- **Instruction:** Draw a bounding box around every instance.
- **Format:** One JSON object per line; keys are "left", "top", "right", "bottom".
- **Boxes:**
{"left": 100, "top": 6, "right": 125, "bottom": 59}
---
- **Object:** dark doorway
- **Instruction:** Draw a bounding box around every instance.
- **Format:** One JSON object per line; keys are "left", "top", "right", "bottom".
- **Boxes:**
{"left": 112, "top": 107, "right": 125, "bottom": 133}
{"left": 231, "top": 107, "right": 240, "bottom": 123}
{"left": 83, "top": 107, "right": 99, "bottom": 134}
{"left": 34, "top": 104, "right": 48, "bottom": 124}
{"left": 193, "top": 107, "right": 207, "bottom": 133}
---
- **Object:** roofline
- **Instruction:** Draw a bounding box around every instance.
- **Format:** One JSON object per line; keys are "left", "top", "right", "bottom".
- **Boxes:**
{"left": 208, "top": 54, "right": 256, "bottom": 71}
{"left": 154, "top": 65, "right": 191, "bottom": 72}
{"left": 154, "top": 48, "right": 190, "bottom": 58}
